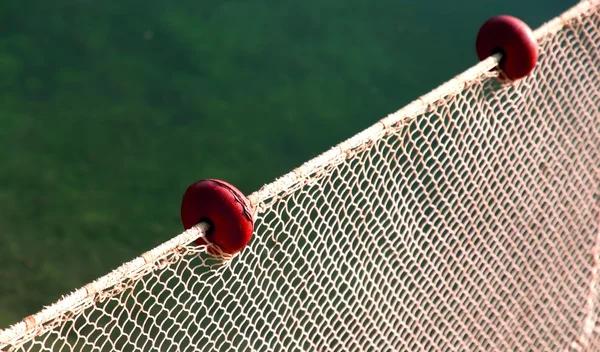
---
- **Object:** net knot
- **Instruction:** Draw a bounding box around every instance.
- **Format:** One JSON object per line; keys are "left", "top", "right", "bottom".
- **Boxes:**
{"left": 83, "top": 282, "right": 99, "bottom": 298}
{"left": 204, "top": 241, "right": 234, "bottom": 262}
{"left": 141, "top": 251, "right": 157, "bottom": 264}
{"left": 23, "top": 315, "right": 37, "bottom": 332}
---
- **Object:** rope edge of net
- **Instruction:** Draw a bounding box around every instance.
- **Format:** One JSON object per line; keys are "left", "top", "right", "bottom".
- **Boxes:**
{"left": 0, "top": 0, "right": 598, "bottom": 348}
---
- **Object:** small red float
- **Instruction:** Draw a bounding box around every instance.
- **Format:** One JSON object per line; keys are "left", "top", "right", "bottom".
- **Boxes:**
{"left": 476, "top": 15, "right": 538, "bottom": 80}
{"left": 181, "top": 179, "right": 254, "bottom": 255}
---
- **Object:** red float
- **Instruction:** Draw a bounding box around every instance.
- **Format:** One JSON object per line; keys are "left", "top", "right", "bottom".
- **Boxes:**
{"left": 476, "top": 15, "right": 538, "bottom": 80}
{"left": 181, "top": 179, "right": 254, "bottom": 255}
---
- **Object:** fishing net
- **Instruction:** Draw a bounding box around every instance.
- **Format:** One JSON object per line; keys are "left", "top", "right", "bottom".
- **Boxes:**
{"left": 1, "top": 1, "right": 599, "bottom": 351}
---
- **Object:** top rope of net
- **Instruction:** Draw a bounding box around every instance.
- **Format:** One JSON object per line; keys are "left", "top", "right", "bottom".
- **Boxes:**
{"left": 0, "top": 0, "right": 598, "bottom": 347}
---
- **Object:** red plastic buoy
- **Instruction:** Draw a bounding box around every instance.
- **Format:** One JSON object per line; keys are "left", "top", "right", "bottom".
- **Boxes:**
{"left": 181, "top": 179, "right": 254, "bottom": 255}
{"left": 476, "top": 15, "right": 538, "bottom": 80}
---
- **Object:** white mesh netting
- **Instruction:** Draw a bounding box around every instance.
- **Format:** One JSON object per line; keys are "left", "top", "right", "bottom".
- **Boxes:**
{"left": 1, "top": 1, "right": 600, "bottom": 351}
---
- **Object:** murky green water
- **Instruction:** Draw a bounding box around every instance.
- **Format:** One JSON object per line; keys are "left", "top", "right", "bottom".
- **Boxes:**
{"left": 0, "top": 0, "right": 572, "bottom": 327}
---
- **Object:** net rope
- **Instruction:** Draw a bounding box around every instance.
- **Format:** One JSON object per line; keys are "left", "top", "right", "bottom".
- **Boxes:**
{"left": 1, "top": 1, "right": 600, "bottom": 351}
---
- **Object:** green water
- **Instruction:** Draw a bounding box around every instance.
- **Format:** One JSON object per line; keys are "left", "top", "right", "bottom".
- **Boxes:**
{"left": 0, "top": 0, "right": 572, "bottom": 328}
